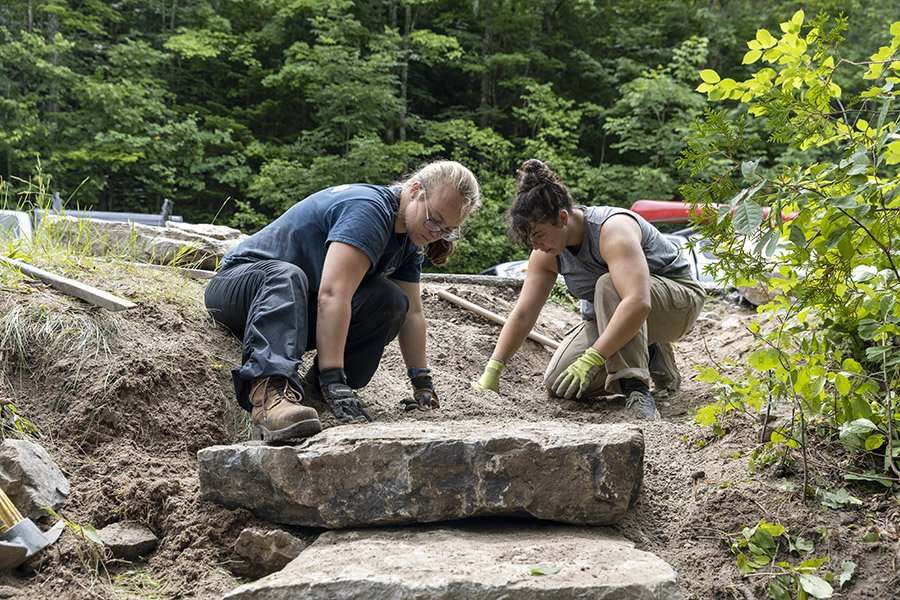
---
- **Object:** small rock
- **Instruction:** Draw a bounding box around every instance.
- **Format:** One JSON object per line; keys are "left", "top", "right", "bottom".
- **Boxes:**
{"left": 691, "top": 470, "right": 706, "bottom": 482}
{"left": 0, "top": 439, "right": 70, "bottom": 520}
{"left": 232, "top": 527, "right": 309, "bottom": 578}
{"left": 720, "top": 316, "right": 744, "bottom": 330}
{"left": 738, "top": 283, "right": 776, "bottom": 307}
{"left": 0, "top": 585, "right": 22, "bottom": 598}
{"left": 96, "top": 522, "right": 158, "bottom": 560}
{"left": 840, "top": 513, "right": 858, "bottom": 526}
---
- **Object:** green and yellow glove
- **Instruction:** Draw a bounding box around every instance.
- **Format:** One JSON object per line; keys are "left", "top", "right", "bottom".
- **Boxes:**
{"left": 472, "top": 358, "right": 505, "bottom": 393}
{"left": 551, "top": 347, "right": 605, "bottom": 400}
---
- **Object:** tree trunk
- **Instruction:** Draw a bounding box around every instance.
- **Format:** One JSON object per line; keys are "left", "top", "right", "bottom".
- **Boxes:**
{"left": 45, "top": 9, "right": 59, "bottom": 119}
{"left": 399, "top": 4, "right": 411, "bottom": 142}
{"left": 386, "top": 0, "right": 397, "bottom": 144}
{"left": 479, "top": 26, "right": 491, "bottom": 127}
{"left": 27, "top": 0, "right": 33, "bottom": 33}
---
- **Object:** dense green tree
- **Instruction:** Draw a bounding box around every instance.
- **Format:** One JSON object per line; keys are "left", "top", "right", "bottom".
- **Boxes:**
{"left": 1, "top": 0, "right": 897, "bottom": 271}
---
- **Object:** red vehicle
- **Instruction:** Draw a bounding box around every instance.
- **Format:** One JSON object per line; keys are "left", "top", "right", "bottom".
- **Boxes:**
{"left": 630, "top": 199, "right": 797, "bottom": 224}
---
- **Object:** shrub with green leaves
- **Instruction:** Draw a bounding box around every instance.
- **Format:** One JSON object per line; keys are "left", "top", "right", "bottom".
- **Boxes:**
{"left": 681, "top": 12, "right": 900, "bottom": 484}
{"left": 729, "top": 519, "right": 848, "bottom": 600}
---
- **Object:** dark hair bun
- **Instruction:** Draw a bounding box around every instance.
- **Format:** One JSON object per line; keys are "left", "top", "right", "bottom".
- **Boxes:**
{"left": 516, "top": 159, "right": 557, "bottom": 194}
{"left": 508, "top": 158, "right": 572, "bottom": 247}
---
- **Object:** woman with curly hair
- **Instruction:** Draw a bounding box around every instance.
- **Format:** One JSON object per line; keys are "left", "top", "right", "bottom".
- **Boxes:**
{"left": 474, "top": 159, "right": 704, "bottom": 420}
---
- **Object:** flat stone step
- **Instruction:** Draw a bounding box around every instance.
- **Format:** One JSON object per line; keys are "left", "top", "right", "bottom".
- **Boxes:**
{"left": 198, "top": 421, "right": 643, "bottom": 528}
{"left": 223, "top": 524, "right": 680, "bottom": 600}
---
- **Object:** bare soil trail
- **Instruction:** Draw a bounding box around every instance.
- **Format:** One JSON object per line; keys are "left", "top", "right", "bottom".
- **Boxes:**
{"left": 0, "top": 263, "right": 896, "bottom": 599}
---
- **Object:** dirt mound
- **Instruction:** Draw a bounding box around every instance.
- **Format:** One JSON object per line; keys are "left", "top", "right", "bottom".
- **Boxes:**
{"left": 0, "top": 261, "right": 250, "bottom": 598}
{"left": 0, "top": 261, "right": 896, "bottom": 599}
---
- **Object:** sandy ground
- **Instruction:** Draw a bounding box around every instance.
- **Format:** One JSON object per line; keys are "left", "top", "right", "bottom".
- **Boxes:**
{"left": 0, "top": 264, "right": 897, "bottom": 599}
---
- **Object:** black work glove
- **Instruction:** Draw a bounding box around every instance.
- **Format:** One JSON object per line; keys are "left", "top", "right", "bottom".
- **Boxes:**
{"left": 400, "top": 368, "right": 439, "bottom": 411}
{"left": 318, "top": 367, "right": 374, "bottom": 422}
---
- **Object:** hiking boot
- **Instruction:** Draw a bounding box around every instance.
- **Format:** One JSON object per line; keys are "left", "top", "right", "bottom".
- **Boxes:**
{"left": 249, "top": 377, "right": 322, "bottom": 442}
{"left": 625, "top": 390, "right": 661, "bottom": 421}
{"left": 649, "top": 342, "right": 681, "bottom": 394}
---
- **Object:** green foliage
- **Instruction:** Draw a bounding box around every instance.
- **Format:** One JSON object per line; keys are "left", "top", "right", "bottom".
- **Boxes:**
{"left": 164, "top": 28, "right": 236, "bottom": 60}
{"left": 263, "top": 11, "right": 402, "bottom": 148}
{"left": 684, "top": 13, "right": 900, "bottom": 482}
{"left": 2, "top": 1, "right": 898, "bottom": 273}
{"left": 603, "top": 37, "right": 708, "bottom": 168}
{"left": 816, "top": 487, "right": 862, "bottom": 509}
{"left": 0, "top": 396, "right": 39, "bottom": 439}
{"left": 548, "top": 281, "right": 579, "bottom": 312}
{"left": 45, "top": 506, "right": 107, "bottom": 573}
{"left": 730, "top": 519, "right": 837, "bottom": 599}
{"left": 529, "top": 564, "right": 562, "bottom": 576}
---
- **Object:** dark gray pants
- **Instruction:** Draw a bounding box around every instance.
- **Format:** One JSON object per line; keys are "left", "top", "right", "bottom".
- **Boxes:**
{"left": 204, "top": 260, "right": 409, "bottom": 411}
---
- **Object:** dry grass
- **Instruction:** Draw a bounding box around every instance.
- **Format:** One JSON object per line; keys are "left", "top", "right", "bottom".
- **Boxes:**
{"left": 0, "top": 298, "right": 117, "bottom": 366}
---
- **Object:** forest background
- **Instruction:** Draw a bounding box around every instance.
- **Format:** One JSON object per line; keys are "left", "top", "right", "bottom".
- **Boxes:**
{"left": 1, "top": 0, "right": 897, "bottom": 273}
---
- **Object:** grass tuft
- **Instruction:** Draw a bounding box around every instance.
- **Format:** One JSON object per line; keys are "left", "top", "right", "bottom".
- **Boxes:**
{"left": 112, "top": 569, "right": 168, "bottom": 600}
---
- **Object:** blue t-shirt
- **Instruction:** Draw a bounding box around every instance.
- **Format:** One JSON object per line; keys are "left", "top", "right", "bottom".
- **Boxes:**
{"left": 220, "top": 184, "right": 423, "bottom": 289}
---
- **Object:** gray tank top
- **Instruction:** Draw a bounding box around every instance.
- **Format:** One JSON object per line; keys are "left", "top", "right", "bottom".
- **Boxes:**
{"left": 557, "top": 206, "right": 694, "bottom": 319}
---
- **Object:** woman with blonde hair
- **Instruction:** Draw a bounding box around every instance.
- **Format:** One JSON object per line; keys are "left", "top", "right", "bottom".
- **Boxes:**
{"left": 207, "top": 161, "right": 481, "bottom": 441}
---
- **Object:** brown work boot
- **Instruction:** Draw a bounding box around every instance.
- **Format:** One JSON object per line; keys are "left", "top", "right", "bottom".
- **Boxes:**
{"left": 249, "top": 377, "right": 321, "bottom": 442}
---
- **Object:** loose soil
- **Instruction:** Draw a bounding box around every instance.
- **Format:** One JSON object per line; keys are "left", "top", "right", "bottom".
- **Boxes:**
{"left": 0, "top": 260, "right": 897, "bottom": 599}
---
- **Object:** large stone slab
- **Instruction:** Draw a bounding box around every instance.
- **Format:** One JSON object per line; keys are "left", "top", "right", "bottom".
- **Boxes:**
{"left": 42, "top": 215, "right": 246, "bottom": 269}
{"left": 223, "top": 525, "right": 680, "bottom": 600}
{"left": 198, "top": 421, "right": 643, "bottom": 528}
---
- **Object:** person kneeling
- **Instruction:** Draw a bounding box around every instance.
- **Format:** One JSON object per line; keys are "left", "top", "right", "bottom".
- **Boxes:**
{"left": 473, "top": 159, "right": 705, "bottom": 420}
{"left": 205, "top": 161, "right": 481, "bottom": 441}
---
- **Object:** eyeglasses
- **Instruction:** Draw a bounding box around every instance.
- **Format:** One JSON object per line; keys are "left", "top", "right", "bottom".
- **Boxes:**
{"left": 422, "top": 188, "right": 461, "bottom": 242}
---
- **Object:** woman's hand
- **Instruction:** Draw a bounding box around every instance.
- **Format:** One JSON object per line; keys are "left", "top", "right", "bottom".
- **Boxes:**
{"left": 472, "top": 358, "right": 505, "bottom": 394}
{"left": 401, "top": 368, "right": 440, "bottom": 411}
{"left": 550, "top": 347, "right": 605, "bottom": 400}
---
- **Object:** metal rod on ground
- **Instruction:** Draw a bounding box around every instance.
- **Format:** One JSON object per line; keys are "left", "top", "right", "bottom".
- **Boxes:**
{"left": 435, "top": 289, "right": 559, "bottom": 350}
{"left": 0, "top": 255, "right": 137, "bottom": 311}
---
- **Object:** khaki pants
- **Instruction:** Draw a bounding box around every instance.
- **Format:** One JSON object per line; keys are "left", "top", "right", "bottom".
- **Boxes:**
{"left": 543, "top": 274, "right": 706, "bottom": 396}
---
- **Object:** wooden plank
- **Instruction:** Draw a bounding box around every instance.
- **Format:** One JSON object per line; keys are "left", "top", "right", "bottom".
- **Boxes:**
{"left": 420, "top": 273, "right": 524, "bottom": 288}
{"left": 0, "top": 256, "right": 136, "bottom": 311}
{"left": 435, "top": 289, "right": 559, "bottom": 350}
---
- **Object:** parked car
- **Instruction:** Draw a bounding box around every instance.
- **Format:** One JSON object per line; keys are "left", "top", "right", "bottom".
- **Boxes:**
{"left": 663, "top": 228, "right": 721, "bottom": 291}
{"left": 480, "top": 259, "right": 529, "bottom": 278}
